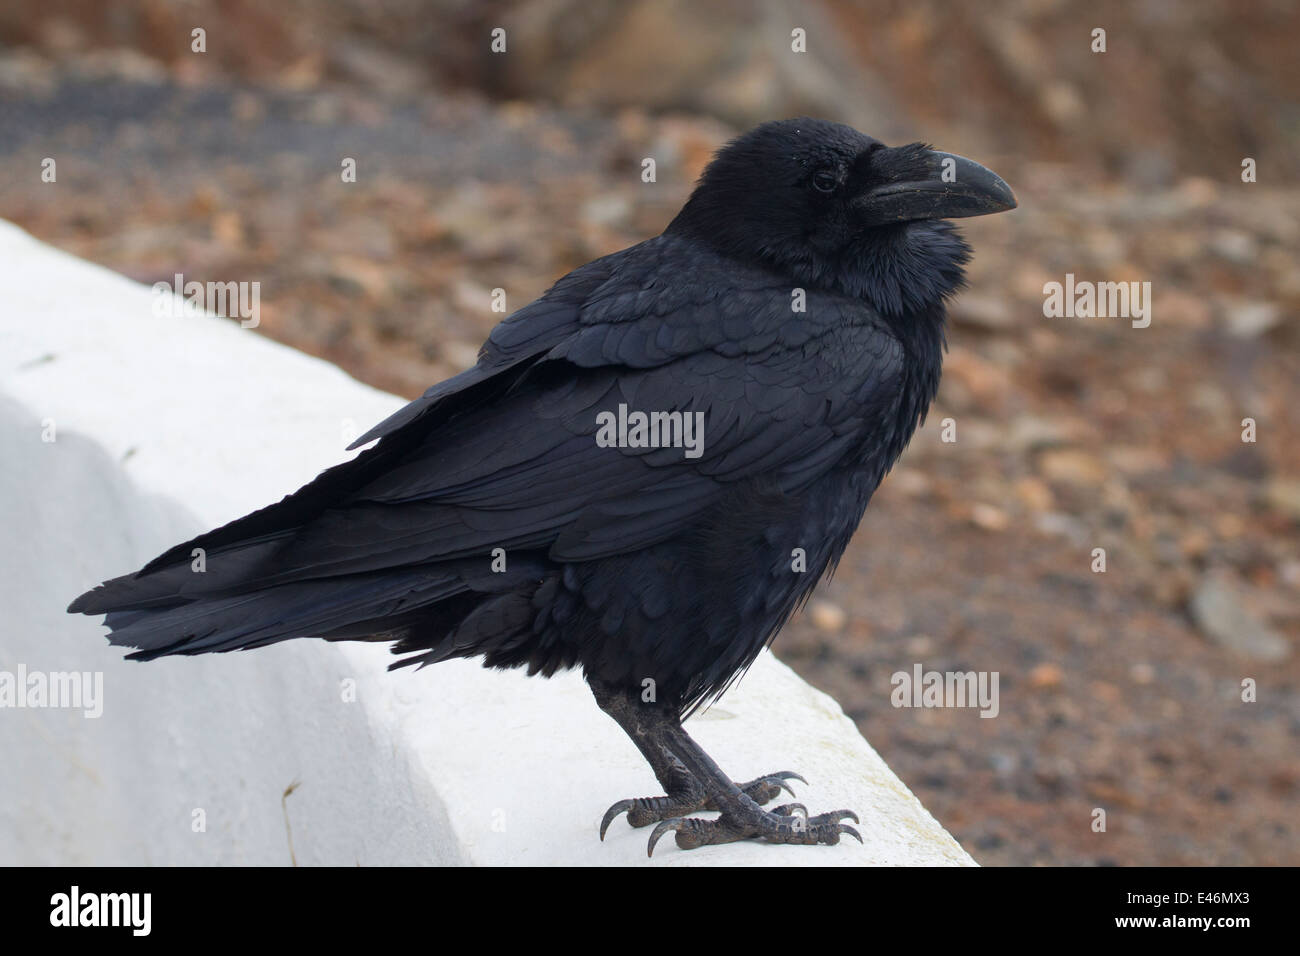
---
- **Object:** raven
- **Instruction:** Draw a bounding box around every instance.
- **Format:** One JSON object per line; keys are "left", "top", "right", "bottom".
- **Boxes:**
{"left": 69, "top": 118, "right": 1015, "bottom": 855}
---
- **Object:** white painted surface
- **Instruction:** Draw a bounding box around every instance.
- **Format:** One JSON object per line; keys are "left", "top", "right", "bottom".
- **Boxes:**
{"left": 0, "top": 220, "right": 973, "bottom": 865}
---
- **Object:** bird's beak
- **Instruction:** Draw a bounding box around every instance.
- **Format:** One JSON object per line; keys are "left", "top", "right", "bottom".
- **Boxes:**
{"left": 854, "top": 148, "right": 1017, "bottom": 226}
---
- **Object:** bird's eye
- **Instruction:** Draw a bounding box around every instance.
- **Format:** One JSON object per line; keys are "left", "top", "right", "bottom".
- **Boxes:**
{"left": 811, "top": 168, "right": 839, "bottom": 194}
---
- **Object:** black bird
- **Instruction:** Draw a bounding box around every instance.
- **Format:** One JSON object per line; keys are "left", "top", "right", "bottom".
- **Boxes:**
{"left": 69, "top": 118, "right": 1015, "bottom": 855}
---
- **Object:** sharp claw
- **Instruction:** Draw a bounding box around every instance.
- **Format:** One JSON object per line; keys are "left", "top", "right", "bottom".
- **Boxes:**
{"left": 604, "top": 771, "right": 852, "bottom": 853}
{"left": 769, "top": 777, "right": 799, "bottom": 799}
{"left": 600, "top": 799, "right": 635, "bottom": 841}
{"left": 806, "top": 808, "right": 859, "bottom": 827}
{"left": 647, "top": 819, "right": 682, "bottom": 857}
{"left": 754, "top": 771, "right": 807, "bottom": 799}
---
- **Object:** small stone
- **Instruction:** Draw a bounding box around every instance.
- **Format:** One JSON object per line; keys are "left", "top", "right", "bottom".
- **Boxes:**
{"left": 1189, "top": 572, "right": 1290, "bottom": 661}
{"left": 1091, "top": 681, "right": 1122, "bottom": 703}
{"left": 1264, "top": 480, "right": 1300, "bottom": 521}
{"left": 1028, "top": 663, "right": 1063, "bottom": 688}
{"left": 231, "top": 92, "right": 265, "bottom": 124}
{"left": 1157, "top": 290, "right": 1212, "bottom": 330}
{"left": 451, "top": 278, "right": 495, "bottom": 315}
{"left": 581, "top": 194, "right": 631, "bottom": 228}
{"left": 1041, "top": 81, "right": 1084, "bottom": 125}
{"left": 1108, "top": 445, "right": 1170, "bottom": 475}
{"left": 212, "top": 212, "right": 243, "bottom": 245}
{"left": 325, "top": 256, "right": 392, "bottom": 299}
{"left": 944, "top": 350, "right": 1009, "bottom": 409}
{"left": 1221, "top": 300, "right": 1281, "bottom": 338}
{"left": 809, "top": 600, "right": 847, "bottom": 633}
{"left": 1006, "top": 414, "right": 1068, "bottom": 452}
{"left": 970, "top": 502, "right": 1010, "bottom": 531}
{"left": 1039, "top": 448, "right": 1108, "bottom": 486}
{"left": 887, "top": 467, "right": 931, "bottom": 498}
{"left": 1209, "top": 229, "right": 1258, "bottom": 264}
{"left": 950, "top": 294, "right": 1014, "bottom": 330}
{"left": 1176, "top": 176, "right": 1219, "bottom": 206}
{"left": 905, "top": 634, "right": 934, "bottom": 656}
{"left": 1035, "top": 512, "right": 1089, "bottom": 545}
{"left": 1214, "top": 514, "right": 1245, "bottom": 539}
{"left": 1180, "top": 528, "right": 1212, "bottom": 558}
{"left": 1013, "top": 477, "right": 1054, "bottom": 513}
{"left": 1129, "top": 663, "right": 1156, "bottom": 685}
{"left": 990, "top": 751, "right": 1019, "bottom": 776}
{"left": 441, "top": 340, "right": 481, "bottom": 371}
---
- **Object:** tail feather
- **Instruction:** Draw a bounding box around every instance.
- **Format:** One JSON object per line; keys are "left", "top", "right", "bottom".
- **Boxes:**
{"left": 390, "top": 590, "right": 537, "bottom": 670}
{"left": 108, "top": 566, "right": 468, "bottom": 661}
{"left": 67, "top": 537, "right": 286, "bottom": 615}
{"left": 66, "top": 373, "right": 558, "bottom": 667}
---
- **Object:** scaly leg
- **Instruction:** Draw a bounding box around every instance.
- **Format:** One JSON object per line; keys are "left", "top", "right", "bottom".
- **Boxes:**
{"left": 590, "top": 679, "right": 860, "bottom": 855}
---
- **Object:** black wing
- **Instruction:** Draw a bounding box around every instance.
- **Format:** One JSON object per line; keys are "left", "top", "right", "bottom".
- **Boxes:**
{"left": 69, "top": 237, "right": 905, "bottom": 662}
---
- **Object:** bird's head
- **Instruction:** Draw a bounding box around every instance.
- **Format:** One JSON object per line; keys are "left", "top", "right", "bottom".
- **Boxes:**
{"left": 666, "top": 118, "right": 1017, "bottom": 316}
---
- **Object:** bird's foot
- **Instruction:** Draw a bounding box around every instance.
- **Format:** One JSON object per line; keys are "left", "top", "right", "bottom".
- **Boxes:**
{"left": 647, "top": 803, "right": 861, "bottom": 856}
{"left": 599, "top": 771, "right": 805, "bottom": 839}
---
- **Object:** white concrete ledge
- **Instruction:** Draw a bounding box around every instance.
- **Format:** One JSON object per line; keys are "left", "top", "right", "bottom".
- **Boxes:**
{"left": 0, "top": 220, "right": 973, "bottom": 865}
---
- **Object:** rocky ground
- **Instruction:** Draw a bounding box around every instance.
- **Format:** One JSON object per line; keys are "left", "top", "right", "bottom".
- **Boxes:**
{"left": 2, "top": 61, "right": 1296, "bottom": 865}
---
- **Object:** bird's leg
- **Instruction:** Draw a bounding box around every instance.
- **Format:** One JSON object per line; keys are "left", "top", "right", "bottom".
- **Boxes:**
{"left": 589, "top": 678, "right": 708, "bottom": 835}
{"left": 590, "top": 679, "right": 802, "bottom": 837}
{"left": 590, "top": 679, "right": 858, "bottom": 853}
{"left": 644, "top": 722, "right": 860, "bottom": 855}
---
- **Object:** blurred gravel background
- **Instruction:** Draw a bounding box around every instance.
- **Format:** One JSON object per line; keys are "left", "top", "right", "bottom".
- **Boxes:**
{"left": 1, "top": 0, "right": 1297, "bottom": 865}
